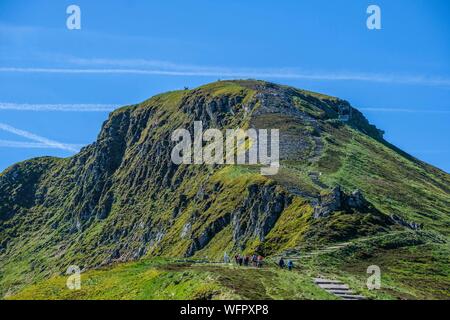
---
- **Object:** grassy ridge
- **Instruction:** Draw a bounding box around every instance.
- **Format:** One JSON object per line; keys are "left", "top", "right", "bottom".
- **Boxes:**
{"left": 316, "top": 124, "right": 450, "bottom": 235}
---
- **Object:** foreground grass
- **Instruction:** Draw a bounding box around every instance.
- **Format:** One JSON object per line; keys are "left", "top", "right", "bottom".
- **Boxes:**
{"left": 7, "top": 231, "right": 449, "bottom": 300}
{"left": 8, "top": 258, "right": 335, "bottom": 300}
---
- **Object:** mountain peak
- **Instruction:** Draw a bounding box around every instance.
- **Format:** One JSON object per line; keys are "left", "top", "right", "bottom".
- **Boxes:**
{"left": 1, "top": 80, "right": 449, "bottom": 298}
{"left": 129, "top": 80, "right": 384, "bottom": 141}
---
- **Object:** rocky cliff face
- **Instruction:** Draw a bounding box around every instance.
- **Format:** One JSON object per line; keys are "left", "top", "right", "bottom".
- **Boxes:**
{"left": 1, "top": 80, "right": 449, "bottom": 296}
{"left": 232, "top": 183, "right": 291, "bottom": 246}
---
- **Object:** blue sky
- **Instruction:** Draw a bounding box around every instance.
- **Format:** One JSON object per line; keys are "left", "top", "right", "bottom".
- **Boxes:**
{"left": 0, "top": 0, "right": 449, "bottom": 172}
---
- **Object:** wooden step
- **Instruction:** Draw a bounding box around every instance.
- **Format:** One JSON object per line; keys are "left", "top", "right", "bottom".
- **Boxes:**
{"left": 314, "top": 278, "right": 343, "bottom": 285}
{"left": 317, "top": 284, "right": 350, "bottom": 290}
{"left": 328, "top": 290, "right": 355, "bottom": 295}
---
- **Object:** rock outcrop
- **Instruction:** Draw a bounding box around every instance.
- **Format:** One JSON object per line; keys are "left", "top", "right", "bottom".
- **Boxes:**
{"left": 313, "top": 186, "right": 369, "bottom": 219}
{"left": 390, "top": 214, "right": 423, "bottom": 230}
{"left": 232, "top": 183, "right": 292, "bottom": 248}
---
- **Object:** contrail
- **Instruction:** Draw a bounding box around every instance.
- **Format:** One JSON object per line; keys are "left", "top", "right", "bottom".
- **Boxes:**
{"left": 359, "top": 107, "right": 450, "bottom": 114}
{"left": 0, "top": 123, "right": 79, "bottom": 152}
{"left": 0, "top": 139, "right": 84, "bottom": 150}
{"left": 1, "top": 67, "right": 450, "bottom": 87}
{"left": 0, "top": 102, "right": 117, "bottom": 112}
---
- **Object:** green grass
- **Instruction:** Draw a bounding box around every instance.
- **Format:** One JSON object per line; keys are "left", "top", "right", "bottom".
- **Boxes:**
{"left": 10, "top": 231, "right": 448, "bottom": 300}
{"left": 294, "top": 231, "right": 450, "bottom": 300}
{"left": 316, "top": 125, "right": 450, "bottom": 235}
{"left": 8, "top": 259, "right": 335, "bottom": 300}
{"left": 336, "top": 243, "right": 450, "bottom": 300}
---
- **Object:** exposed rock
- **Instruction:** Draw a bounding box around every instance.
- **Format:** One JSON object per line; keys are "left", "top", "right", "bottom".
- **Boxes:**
{"left": 172, "top": 194, "right": 188, "bottom": 218}
{"left": 180, "top": 222, "right": 192, "bottom": 239}
{"left": 313, "top": 186, "right": 343, "bottom": 219}
{"left": 313, "top": 186, "right": 369, "bottom": 219}
{"left": 232, "top": 183, "right": 292, "bottom": 248}
{"left": 184, "top": 182, "right": 292, "bottom": 256}
{"left": 313, "top": 186, "right": 423, "bottom": 232}
{"left": 390, "top": 214, "right": 423, "bottom": 230}
{"left": 186, "top": 213, "right": 231, "bottom": 256}
{"left": 347, "top": 189, "right": 367, "bottom": 209}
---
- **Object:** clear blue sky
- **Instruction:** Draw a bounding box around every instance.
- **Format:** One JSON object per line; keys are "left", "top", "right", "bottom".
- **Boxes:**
{"left": 0, "top": 0, "right": 449, "bottom": 172}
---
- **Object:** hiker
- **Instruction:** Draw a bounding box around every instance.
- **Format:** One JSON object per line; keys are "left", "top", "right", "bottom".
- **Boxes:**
{"left": 238, "top": 255, "right": 243, "bottom": 266}
{"left": 278, "top": 257, "right": 285, "bottom": 269}
{"left": 287, "top": 260, "right": 293, "bottom": 271}
{"left": 257, "top": 255, "right": 264, "bottom": 268}
{"left": 224, "top": 252, "right": 230, "bottom": 264}
{"left": 244, "top": 255, "right": 250, "bottom": 266}
{"left": 234, "top": 254, "right": 240, "bottom": 265}
{"left": 251, "top": 254, "right": 257, "bottom": 267}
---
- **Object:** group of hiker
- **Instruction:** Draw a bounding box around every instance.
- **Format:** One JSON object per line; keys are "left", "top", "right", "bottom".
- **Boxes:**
{"left": 223, "top": 252, "right": 294, "bottom": 270}
{"left": 223, "top": 252, "right": 265, "bottom": 267}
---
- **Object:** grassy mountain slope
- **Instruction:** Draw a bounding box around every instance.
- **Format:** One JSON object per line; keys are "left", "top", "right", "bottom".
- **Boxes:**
{"left": 9, "top": 231, "right": 449, "bottom": 300}
{"left": 1, "top": 80, "right": 449, "bottom": 299}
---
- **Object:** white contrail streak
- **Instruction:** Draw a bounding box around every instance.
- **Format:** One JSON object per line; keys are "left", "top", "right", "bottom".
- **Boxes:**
{"left": 0, "top": 123, "right": 79, "bottom": 152}
{"left": 1, "top": 67, "right": 450, "bottom": 87}
{"left": 359, "top": 107, "right": 450, "bottom": 114}
{"left": 0, "top": 139, "right": 84, "bottom": 150}
{"left": 0, "top": 102, "right": 117, "bottom": 112}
